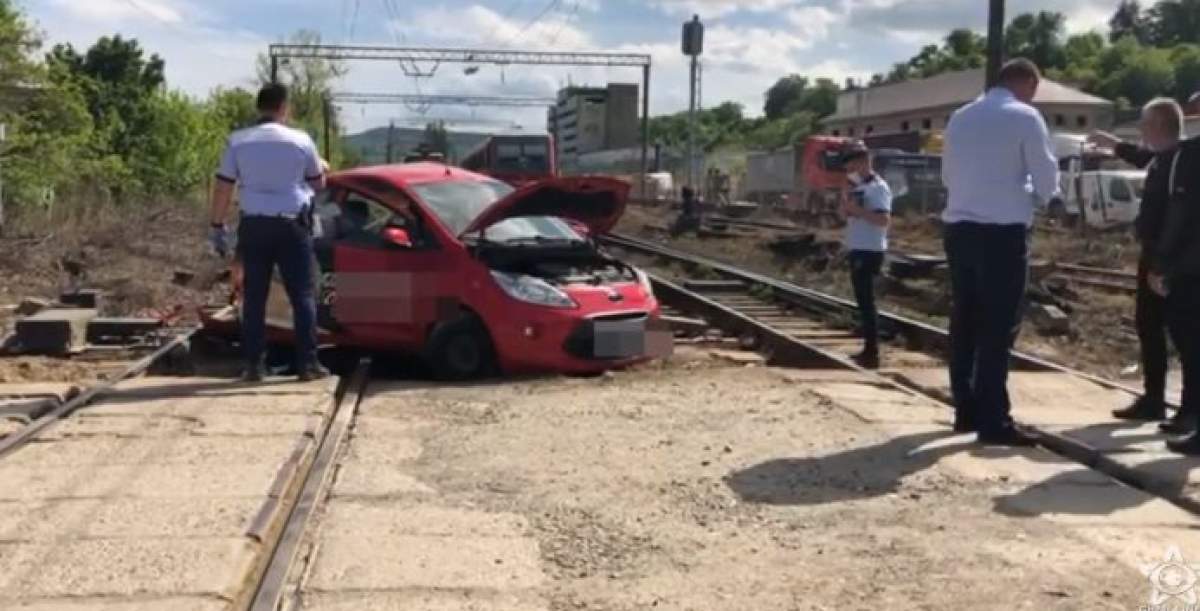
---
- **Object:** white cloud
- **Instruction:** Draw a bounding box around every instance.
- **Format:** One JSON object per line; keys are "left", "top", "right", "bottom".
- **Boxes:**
{"left": 648, "top": 0, "right": 804, "bottom": 18}
{"left": 405, "top": 5, "right": 593, "bottom": 50}
{"left": 47, "top": 0, "right": 186, "bottom": 25}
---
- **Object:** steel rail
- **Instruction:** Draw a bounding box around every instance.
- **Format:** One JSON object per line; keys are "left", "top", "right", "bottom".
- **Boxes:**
{"left": 602, "top": 232, "right": 1161, "bottom": 400}
{"left": 0, "top": 315, "right": 219, "bottom": 461}
{"left": 245, "top": 357, "right": 371, "bottom": 611}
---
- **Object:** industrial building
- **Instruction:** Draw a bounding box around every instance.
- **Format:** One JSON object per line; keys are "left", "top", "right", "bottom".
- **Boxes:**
{"left": 547, "top": 84, "right": 640, "bottom": 164}
{"left": 821, "top": 68, "right": 1115, "bottom": 145}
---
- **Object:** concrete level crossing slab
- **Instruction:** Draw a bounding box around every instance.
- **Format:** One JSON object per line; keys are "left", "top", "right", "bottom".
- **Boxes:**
{"left": 301, "top": 591, "right": 547, "bottom": 611}
{"left": 892, "top": 368, "right": 1200, "bottom": 502}
{"left": 0, "top": 375, "right": 334, "bottom": 609}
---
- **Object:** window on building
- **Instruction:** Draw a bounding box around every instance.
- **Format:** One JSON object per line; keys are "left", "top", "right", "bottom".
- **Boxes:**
{"left": 1055, "top": 114, "right": 1065, "bottom": 127}
{"left": 901, "top": 121, "right": 910, "bottom": 132}
{"left": 1077, "top": 115, "right": 1088, "bottom": 128}
{"left": 922, "top": 118, "right": 932, "bottom": 130}
{"left": 832, "top": 129, "right": 841, "bottom": 136}
{"left": 866, "top": 125, "right": 874, "bottom": 134}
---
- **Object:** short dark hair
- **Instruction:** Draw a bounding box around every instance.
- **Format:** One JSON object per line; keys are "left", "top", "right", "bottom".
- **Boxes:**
{"left": 998, "top": 58, "right": 1041, "bottom": 88}
{"left": 257, "top": 83, "right": 289, "bottom": 113}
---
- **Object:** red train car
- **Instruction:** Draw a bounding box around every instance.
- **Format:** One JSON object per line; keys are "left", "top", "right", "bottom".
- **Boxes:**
{"left": 460, "top": 134, "right": 556, "bottom": 187}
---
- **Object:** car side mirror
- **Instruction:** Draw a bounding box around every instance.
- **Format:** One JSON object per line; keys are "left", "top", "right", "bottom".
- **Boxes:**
{"left": 382, "top": 226, "right": 413, "bottom": 248}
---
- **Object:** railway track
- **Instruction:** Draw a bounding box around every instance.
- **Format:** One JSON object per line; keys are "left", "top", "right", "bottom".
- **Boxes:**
{"left": 602, "top": 232, "right": 1199, "bottom": 515}
{"left": 1051, "top": 262, "right": 1139, "bottom": 293}
{"left": 0, "top": 323, "right": 200, "bottom": 460}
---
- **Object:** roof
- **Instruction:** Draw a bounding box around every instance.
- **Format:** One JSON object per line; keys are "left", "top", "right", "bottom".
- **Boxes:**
{"left": 823, "top": 68, "right": 1112, "bottom": 124}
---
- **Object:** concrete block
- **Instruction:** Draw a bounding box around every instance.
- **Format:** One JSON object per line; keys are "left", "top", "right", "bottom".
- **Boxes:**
{"left": 1030, "top": 304, "right": 1070, "bottom": 336}
{"left": 59, "top": 289, "right": 103, "bottom": 310}
{"left": 15, "top": 308, "right": 97, "bottom": 355}
{"left": 86, "top": 318, "right": 163, "bottom": 344}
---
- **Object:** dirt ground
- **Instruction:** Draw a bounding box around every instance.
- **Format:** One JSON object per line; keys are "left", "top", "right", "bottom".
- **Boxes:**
{"left": 305, "top": 352, "right": 1155, "bottom": 610}
{"left": 0, "top": 202, "right": 224, "bottom": 383}
{"left": 616, "top": 203, "right": 1145, "bottom": 379}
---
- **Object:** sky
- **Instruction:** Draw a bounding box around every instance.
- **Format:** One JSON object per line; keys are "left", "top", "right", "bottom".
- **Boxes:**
{"left": 25, "top": 0, "right": 1121, "bottom": 134}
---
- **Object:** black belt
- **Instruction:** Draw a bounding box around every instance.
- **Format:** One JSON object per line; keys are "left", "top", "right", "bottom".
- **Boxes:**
{"left": 243, "top": 212, "right": 301, "bottom": 220}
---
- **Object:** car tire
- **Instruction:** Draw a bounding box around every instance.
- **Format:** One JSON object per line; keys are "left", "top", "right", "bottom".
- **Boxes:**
{"left": 427, "top": 315, "right": 496, "bottom": 381}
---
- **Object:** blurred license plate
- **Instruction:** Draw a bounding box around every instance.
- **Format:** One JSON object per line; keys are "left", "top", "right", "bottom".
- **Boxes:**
{"left": 594, "top": 318, "right": 646, "bottom": 358}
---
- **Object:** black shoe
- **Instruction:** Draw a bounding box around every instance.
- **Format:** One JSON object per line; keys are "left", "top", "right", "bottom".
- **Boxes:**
{"left": 1159, "top": 411, "right": 1196, "bottom": 435}
{"left": 852, "top": 350, "right": 880, "bottom": 370}
{"left": 1166, "top": 431, "right": 1200, "bottom": 455}
{"left": 1112, "top": 396, "right": 1166, "bottom": 421}
{"left": 953, "top": 414, "right": 976, "bottom": 433}
{"left": 977, "top": 426, "right": 1038, "bottom": 447}
{"left": 240, "top": 365, "right": 266, "bottom": 383}
{"left": 298, "top": 363, "right": 331, "bottom": 382}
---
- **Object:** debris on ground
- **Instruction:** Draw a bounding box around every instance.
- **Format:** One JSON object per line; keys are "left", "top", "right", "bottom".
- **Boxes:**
{"left": 1031, "top": 304, "right": 1071, "bottom": 336}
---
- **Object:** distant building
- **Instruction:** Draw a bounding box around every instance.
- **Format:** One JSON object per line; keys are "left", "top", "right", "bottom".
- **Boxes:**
{"left": 821, "top": 68, "right": 1115, "bottom": 145}
{"left": 547, "top": 84, "right": 639, "bottom": 163}
{"left": 1113, "top": 115, "right": 1200, "bottom": 143}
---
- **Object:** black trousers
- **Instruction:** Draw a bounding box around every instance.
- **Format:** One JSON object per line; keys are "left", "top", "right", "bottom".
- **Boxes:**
{"left": 238, "top": 216, "right": 319, "bottom": 370}
{"left": 943, "top": 222, "right": 1028, "bottom": 436}
{"left": 848, "top": 250, "right": 884, "bottom": 355}
{"left": 1136, "top": 258, "right": 1170, "bottom": 402}
{"left": 1167, "top": 277, "right": 1200, "bottom": 418}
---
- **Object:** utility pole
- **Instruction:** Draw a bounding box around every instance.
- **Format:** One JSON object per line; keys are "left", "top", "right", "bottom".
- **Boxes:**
{"left": 682, "top": 15, "right": 704, "bottom": 189}
{"left": 985, "top": 0, "right": 1005, "bottom": 89}
{"left": 385, "top": 120, "right": 396, "bottom": 163}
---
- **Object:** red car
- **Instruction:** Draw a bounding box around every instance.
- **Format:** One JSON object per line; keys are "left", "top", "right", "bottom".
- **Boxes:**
{"left": 205, "top": 163, "right": 665, "bottom": 379}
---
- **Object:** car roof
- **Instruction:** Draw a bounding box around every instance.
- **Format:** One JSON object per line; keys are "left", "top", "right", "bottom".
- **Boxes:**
{"left": 333, "top": 162, "right": 492, "bottom": 188}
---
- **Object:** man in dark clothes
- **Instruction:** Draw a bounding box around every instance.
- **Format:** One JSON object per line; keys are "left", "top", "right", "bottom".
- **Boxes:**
{"left": 1158, "top": 130, "right": 1200, "bottom": 454}
{"left": 1089, "top": 98, "right": 1185, "bottom": 430}
{"left": 670, "top": 186, "right": 702, "bottom": 237}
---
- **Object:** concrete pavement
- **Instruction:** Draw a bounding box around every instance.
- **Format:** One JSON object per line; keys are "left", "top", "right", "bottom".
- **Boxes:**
{"left": 0, "top": 376, "right": 335, "bottom": 610}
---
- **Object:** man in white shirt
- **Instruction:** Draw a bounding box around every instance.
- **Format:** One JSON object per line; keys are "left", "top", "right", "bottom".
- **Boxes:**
{"left": 209, "top": 83, "right": 328, "bottom": 382}
{"left": 838, "top": 142, "right": 892, "bottom": 369}
{"left": 941, "top": 59, "right": 1059, "bottom": 447}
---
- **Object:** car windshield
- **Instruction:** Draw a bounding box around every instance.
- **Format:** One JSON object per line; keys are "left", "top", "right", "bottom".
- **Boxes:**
{"left": 410, "top": 179, "right": 515, "bottom": 235}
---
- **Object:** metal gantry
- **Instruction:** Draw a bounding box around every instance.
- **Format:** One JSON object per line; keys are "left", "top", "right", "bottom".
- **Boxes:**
{"left": 330, "top": 92, "right": 555, "bottom": 108}
{"left": 270, "top": 43, "right": 653, "bottom": 188}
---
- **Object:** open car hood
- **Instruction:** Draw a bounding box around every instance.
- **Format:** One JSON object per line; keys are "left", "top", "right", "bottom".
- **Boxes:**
{"left": 459, "top": 176, "right": 629, "bottom": 238}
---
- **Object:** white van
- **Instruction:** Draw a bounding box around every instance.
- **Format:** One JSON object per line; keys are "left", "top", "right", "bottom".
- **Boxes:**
{"left": 1047, "top": 134, "right": 1147, "bottom": 228}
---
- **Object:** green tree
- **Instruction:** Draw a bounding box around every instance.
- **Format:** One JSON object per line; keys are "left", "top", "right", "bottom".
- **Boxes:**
{"left": 1006, "top": 11, "right": 1067, "bottom": 70}
{"left": 763, "top": 75, "right": 808, "bottom": 120}
{"left": 1170, "top": 44, "right": 1200, "bottom": 100}
{"left": 1109, "top": 1, "right": 1152, "bottom": 44}
{"left": 0, "top": 0, "right": 98, "bottom": 216}
{"left": 1145, "top": 0, "right": 1200, "bottom": 45}
{"left": 206, "top": 87, "right": 258, "bottom": 132}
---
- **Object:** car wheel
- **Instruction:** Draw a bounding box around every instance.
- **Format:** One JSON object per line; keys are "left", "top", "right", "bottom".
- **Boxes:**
{"left": 427, "top": 315, "right": 496, "bottom": 381}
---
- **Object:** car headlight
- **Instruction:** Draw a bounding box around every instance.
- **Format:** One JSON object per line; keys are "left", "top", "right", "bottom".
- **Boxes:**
{"left": 634, "top": 268, "right": 656, "bottom": 297}
{"left": 490, "top": 271, "right": 577, "bottom": 309}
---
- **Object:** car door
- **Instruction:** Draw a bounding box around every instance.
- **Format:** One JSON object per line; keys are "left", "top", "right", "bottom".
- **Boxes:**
{"left": 330, "top": 188, "right": 449, "bottom": 350}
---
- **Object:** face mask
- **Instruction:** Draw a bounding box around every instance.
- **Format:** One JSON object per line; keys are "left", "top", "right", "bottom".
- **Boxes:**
{"left": 847, "top": 172, "right": 863, "bottom": 184}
